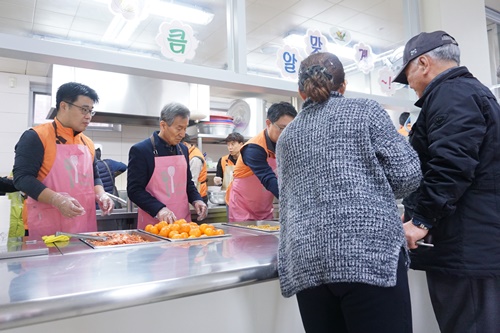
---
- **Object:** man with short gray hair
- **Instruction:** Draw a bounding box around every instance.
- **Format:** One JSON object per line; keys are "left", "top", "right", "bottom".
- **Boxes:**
{"left": 127, "top": 102, "right": 207, "bottom": 226}
{"left": 396, "top": 30, "right": 500, "bottom": 333}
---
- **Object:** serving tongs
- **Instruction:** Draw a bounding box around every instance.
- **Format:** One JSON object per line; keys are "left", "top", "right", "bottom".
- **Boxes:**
{"left": 55, "top": 231, "right": 108, "bottom": 242}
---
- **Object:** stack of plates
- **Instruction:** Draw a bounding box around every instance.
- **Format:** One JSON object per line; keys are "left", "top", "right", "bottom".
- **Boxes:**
{"left": 209, "top": 114, "right": 234, "bottom": 124}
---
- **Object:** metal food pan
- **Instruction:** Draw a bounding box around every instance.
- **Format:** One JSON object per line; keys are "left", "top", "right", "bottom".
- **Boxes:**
{"left": 222, "top": 220, "right": 280, "bottom": 233}
{"left": 141, "top": 230, "right": 232, "bottom": 242}
{"left": 79, "top": 229, "right": 166, "bottom": 249}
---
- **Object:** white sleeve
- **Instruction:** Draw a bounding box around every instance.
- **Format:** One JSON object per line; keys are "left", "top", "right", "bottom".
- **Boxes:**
{"left": 189, "top": 157, "right": 203, "bottom": 183}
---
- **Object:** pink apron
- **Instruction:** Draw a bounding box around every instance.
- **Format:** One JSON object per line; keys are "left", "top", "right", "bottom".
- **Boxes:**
{"left": 26, "top": 142, "right": 97, "bottom": 239}
{"left": 137, "top": 140, "right": 191, "bottom": 229}
{"left": 228, "top": 157, "right": 277, "bottom": 222}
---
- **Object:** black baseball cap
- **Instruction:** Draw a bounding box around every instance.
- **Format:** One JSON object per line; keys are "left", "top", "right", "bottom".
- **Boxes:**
{"left": 393, "top": 30, "right": 458, "bottom": 84}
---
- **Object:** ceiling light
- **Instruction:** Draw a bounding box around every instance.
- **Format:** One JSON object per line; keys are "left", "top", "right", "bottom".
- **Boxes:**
{"left": 95, "top": 0, "right": 214, "bottom": 25}
{"left": 98, "top": 0, "right": 214, "bottom": 43}
{"left": 149, "top": 1, "right": 214, "bottom": 25}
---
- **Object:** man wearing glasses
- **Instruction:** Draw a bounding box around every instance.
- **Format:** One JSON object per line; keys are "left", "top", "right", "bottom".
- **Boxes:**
{"left": 227, "top": 101, "right": 297, "bottom": 222}
{"left": 13, "top": 82, "right": 113, "bottom": 239}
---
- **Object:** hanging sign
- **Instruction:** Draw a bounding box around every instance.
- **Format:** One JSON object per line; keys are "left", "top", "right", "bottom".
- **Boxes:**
{"left": 353, "top": 42, "right": 375, "bottom": 74}
{"left": 156, "top": 20, "right": 199, "bottom": 63}
{"left": 329, "top": 27, "right": 352, "bottom": 46}
{"left": 276, "top": 45, "right": 303, "bottom": 80}
{"left": 304, "top": 29, "right": 328, "bottom": 55}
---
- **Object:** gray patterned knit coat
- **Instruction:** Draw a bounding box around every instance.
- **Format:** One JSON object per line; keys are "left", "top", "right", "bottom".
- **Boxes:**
{"left": 276, "top": 92, "right": 422, "bottom": 297}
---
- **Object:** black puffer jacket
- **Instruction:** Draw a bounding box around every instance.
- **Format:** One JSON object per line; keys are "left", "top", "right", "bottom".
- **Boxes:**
{"left": 405, "top": 66, "right": 500, "bottom": 277}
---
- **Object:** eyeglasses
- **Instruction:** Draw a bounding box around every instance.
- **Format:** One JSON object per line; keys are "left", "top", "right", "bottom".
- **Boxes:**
{"left": 65, "top": 101, "right": 96, "bottom": 117}
{"left": 272, "top": 122, "right": 286, "bottom": 131}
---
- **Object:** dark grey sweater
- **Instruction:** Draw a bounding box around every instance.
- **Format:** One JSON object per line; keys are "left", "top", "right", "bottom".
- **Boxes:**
{"left": 276, "top": 92, "right": 421, "bottom": 297}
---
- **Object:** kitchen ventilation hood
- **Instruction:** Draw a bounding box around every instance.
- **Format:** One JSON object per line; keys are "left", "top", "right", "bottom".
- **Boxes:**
{"left": 49, "top": 65, "right": 210, "bottom": 126}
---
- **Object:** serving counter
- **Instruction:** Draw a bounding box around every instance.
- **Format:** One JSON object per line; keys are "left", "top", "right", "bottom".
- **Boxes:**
{"left": 0, "top": 223, "right": 304, "bottom": 333}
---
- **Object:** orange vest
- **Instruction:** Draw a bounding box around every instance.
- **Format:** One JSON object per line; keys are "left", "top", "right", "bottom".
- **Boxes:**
{"left": 22, "top": 118, "right": 95, "bottom": 228}
{"left": 233, "top": 130, "right": 274, "bottom": 179}
{"left": 188, "top": 145, "right": 207, "bottom": 197}
{"left": 220, "top": 154, "right": 237, "bottom": 169}
{"left": 226, "top": 130, "right": 274, "bottom": 202}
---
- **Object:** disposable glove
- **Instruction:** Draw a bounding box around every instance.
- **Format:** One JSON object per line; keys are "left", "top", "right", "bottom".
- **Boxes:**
{"left": 156, "top": 207, "right": 177, "bottom": 224}
{"left": 193, "top": 200, "right": 208, "bottom": 221}
{"left": 96, "top": 192, "right": 113, "bottom": 216}
{"left": 213, "top": 177, "right": 222, "bottom": 186}
{"left": 51, "top": 192, "right": 85, "bottom": 218}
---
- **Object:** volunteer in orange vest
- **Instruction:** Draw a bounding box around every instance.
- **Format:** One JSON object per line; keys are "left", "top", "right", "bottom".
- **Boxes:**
{"left": 227, "top": 102, "right": 297, "bottom": 222}
{"left": 12, "top": 82, "right": 114, "bottom": 239}
{"left": 127, "top": 102, "right": 208, "bottom": 228}
{"left": 182, "top": 134, "right": 208, "bottom": 204}
{"left": 214, "top": 132, "right": 245, "bottom": 193}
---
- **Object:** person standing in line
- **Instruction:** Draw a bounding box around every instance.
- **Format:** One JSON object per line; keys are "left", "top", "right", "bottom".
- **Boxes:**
{"left": 13, "top": 82, "right": 114, "bottom": 239}
{"left": 127, "top": 102, "right": 207, "bottom": 227}
{"left": 397, "top": 112, "right": 412, "bottom": 136}
{"left": 277, "top": 52, "right": 421, "bottom": 333}
{"left": 395, "top": 30, "right": 500, "bottom": 333}
{"left": 213, "top": 131, "right": 245, "bottom": 191}
{"left": 94, "top": 144, "right": 127, "bottom": 208}
{"left": 181, "top": 134, "right": 208, "bottom": 204}
{"left": 226, "top": 102, "right": 297, "bottom": 222}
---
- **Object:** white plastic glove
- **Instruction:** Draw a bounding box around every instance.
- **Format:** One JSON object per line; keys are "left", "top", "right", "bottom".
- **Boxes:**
{"left": 213, "top": 176, "right": 222, "bottom": 186}
{"left": 51, "top": 192, "right": 85, "bottom": 218}
{"left": 193, "top": 200, "right": 208, "bottom": 221}
{"left": 156, "top": 207, "right": 177, "bottom": 224}
{"left": 96, "top": 192, "right": 113, "bottom": 216}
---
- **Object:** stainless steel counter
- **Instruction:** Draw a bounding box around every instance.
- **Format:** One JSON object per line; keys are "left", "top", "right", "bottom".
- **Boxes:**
{"left": 0, "top": 223, "right": 279, "bottom": 330}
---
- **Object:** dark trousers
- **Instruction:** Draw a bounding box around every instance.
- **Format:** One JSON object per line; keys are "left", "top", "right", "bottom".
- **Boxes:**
{"left": 427, "top": 271, "right": 500, "bottom": 333}
{"left": 296, "top": 249, "right": 412, "bottom": 333}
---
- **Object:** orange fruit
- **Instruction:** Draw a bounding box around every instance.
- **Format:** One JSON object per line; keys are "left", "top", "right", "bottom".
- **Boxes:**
{"left": 180, "top": 232, "right": 189, "bottom": 239}
{"left": 149, "top": 225, "right": 159, "bottom": 234}
{"left": 179, "top": 223, "right": 191, "bottom": 234}
{"left": 176, "top": 219, "right": 187, "bottom": 224}
{"left": 168, "top": 230, "right": 179, "bottom": 238}
{"left": 144, "top": 224, "right": 153, "bottom": 232}
{"left": 199, "top": 223, "right": 209, "bottom": 232}
{"left": 189, "top": 222, "right": 199, "bottom": 227}
{"left": 157, "top": 221, "right": 168, "bottom": 231}
{"left": 170, "top": 223, "right": 181, "bottom": 232}
{"left": 159, "top": 226, "right": 170, "bottom": 237}
{"left": 189, "top": 228, "right": 202, "bottom": 237}
{"left": 214, "top": 229, "right": 225, "bottom": 235}
{"left": 204, "top": 228, "right": 215, "bottom": 236}
{"left": 171, "top": 233, "right": 183, "bottom": 239}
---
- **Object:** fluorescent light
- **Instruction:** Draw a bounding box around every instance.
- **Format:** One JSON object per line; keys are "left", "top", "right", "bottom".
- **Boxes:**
{"left": 149, "top": 1, "right": 214, "bottom": 25}
{"left": 99, "top": 0, "right": 214, "bottom": 43}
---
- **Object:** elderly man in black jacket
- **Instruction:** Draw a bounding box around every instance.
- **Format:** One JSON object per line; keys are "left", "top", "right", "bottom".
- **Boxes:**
{"left": 395, "top": 30, "right": 500, "bottom": 333}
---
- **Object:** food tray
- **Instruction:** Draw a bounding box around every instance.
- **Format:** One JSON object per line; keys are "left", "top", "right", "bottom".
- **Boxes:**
{"left": 79, "top": 230, "right": 166, "bottom": 249}
{"left": 222, "top": 220, "right": 280, "bottom": 233}
{"left": 141, "top": 229, "right": 232, "bottom": 242}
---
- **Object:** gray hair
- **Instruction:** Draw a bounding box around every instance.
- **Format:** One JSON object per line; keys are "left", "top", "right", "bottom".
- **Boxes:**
{"left": 160, "top": 102, "right": 190, "bottom": 126}
{"left": 427, "top": 43, "right": 461, "bottom": 65}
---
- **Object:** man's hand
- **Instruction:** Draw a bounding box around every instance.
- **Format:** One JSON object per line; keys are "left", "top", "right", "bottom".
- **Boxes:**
{"left": 96, "top": 192, "right": 113, "bottom": 216}
{"left": 213, "top": 177, "right": 222, "bottom": 186}
{"left": 156, "top": 207, "right": 177, "bottom": 224}
{"left": 193, "top": 200, "right": 208, "bottom": 221}
{"left": 403, "top": 220, "right": 429, "bottom": 249}
{"left": 51, "top": 192, "right": 86, "bottom": 218}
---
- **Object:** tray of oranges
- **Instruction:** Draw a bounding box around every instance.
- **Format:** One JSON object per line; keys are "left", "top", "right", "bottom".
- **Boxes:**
{"left": 142, "top": 220, "right": 231, "bottom": 242}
